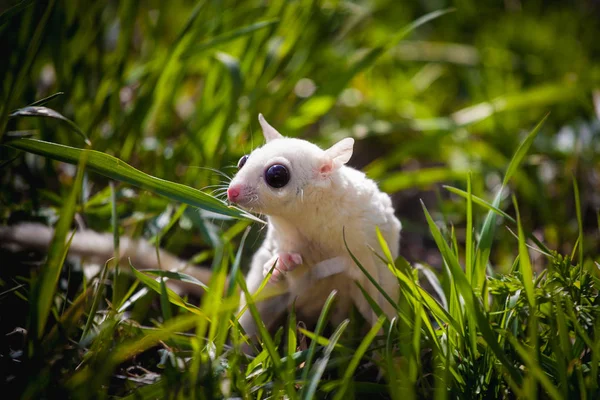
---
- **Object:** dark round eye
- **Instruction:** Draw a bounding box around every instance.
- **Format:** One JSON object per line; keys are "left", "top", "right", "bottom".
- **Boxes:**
{"left": 237, "top": 155, "right": 248, "bottom": 169}
{"left": 265, "top": 164, "right": 290, "bottom": 188}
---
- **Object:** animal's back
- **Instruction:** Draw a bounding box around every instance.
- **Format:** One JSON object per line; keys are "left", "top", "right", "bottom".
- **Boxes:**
{"left": 338, "top": 166, "right": 401, "bottom": 260}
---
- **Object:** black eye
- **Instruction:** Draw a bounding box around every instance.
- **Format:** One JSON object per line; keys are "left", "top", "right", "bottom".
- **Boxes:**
{"left": 265, "top": 164, "right": 290, "bottom": 188}
{"left": 237, "top": 155, "right": 248, "bottom": 169}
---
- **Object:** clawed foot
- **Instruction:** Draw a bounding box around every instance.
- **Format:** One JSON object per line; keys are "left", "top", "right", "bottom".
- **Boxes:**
{"left": 263, "top": 252, "right": 303, "bottom": 283}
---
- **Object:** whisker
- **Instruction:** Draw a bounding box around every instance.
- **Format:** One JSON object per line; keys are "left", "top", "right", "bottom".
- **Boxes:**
{"left": 210, "top": 192, "right": 228, "bottom": 199}
{"left": 186, "top": 166, "right": 232, "bottom": 181}
{"left": 202, "top": 184, "right": 230, "bottom": 191}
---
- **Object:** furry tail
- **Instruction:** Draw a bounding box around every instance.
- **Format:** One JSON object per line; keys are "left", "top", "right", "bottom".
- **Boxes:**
{"left": 0, "top": 222, "right": 212, "bottom": 296}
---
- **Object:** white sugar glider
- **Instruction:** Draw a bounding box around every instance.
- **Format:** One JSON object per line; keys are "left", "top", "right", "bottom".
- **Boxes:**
{"left": 230, "top": 114, "right": 401, "bottom": 340}
{"left": 0, "top": 114, "right": 402, "bottom": 345}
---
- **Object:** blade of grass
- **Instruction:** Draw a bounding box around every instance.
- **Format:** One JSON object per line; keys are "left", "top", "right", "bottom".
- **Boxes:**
{"left": 572, "top": 176, "right": 584, "bottom": 289}
{"left": 235, "top": 273, "right": 283, "bottom": 371}
{"left": 80, "top": 257, "right": 112, "bottom": 343}
{"left": 508, "top": 336, "right": 562, "bottom": 400}
{"left": 142, "top": 270, "right": 209, "bottom": 290}
{"left": 513, "top": 195, "right": 538, "bottom": 399}
{"left": 183, "top": 19, "right": 279, "bottom": 56}
{"left": 110, "top": 181, "right": 120, "bottom": 309}
{"left": 0, "top": 0, "right": 55, "bottom": 137}
{"left": 287, "top": 300, "right": 298, "bottom": 377}
{"left": 0, "top": 0, "right": 36, "bottom": 28}
{"left": 343, "top": 228, "right": 398, "bottom": 310}
{"left": 43, "top": 286, "right": 94, "bottom": 349}
{"left": 130, "top": 265, "right": 205, "bottom": 316}
{"left": 302, "top": 319, "right": 350, "bottom": 400}
{"left": 385, "top": 317, "right": 401, "bottom": 400}
{"left": 106, "top": 313, "right": 200, "bottom": 369}
{"left": 149, "top": 203, "right": 187, "bottom": 245}
{"left": 300, "top": 290, "right": 339, "bottom": 391}
{"left": 466, "top": 173, "right": 473, "bottom": 282}
{"left": 474, "top": 114, "right": 548, "bottom": 290}
{"left": 35, "top": 150, "right": 88, "bottom": 338}
{"left": 28, "top": 92, "right": 64, "bottom": 107}
{"left": 9, "top": 106, "right": 91, "bottom": 145}
{"left": 503, "top": 114, "right": 549, "bottom": 188}
{"left": 226, "top": 226, "right": 251, "bottom": 297}
{"left": 7, "top": 138, "right": 261, "bottom": 222}
{"left": 445, "top": 185, "right": 553, "bottom": 256}
{"left": 159, "top": 274, "right": 173, "bottom": 321}
{"left": 513, "top": 196, "right": 536, "bottom": 309}
{"left": 333, "top": 316, "right": 386, "bottom": 400}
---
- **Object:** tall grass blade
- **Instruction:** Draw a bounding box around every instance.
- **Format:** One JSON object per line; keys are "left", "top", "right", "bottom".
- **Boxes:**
{"left": 287, "top": 300, "right": 298, "bottom": 379}
{"left": 333, "top": 316, "right": 386, "bottom": 400}
{"left": 513, "top": 196, "right": 536, "bottom": 308}
{"left": 474, "top": 114, "right": 548, "bottom": 289}
{"left": 28, "top": 92, "right": 64, "bottom": 107}
{"left": 0, "top": 0, "right": 55, "bottom": 136}
{"left": 343, "top": 229, "right": 398, "bottom": 310}
{"left": 226, "top": 227, "right": 250, "bottom": 297}
{"left": 35, "top": 151, "right": 87, "bottom": 338}
{"left": 130, "top": 265, "right": 204, "bottom": 316}
{"left": 184, "top": 19, "right": 279, "bottom": 55}
{"left": 445, "top": 185, "right": 553, "bottom": 255}
{"left": 385, "top": 318, "right": 402, "bottom": 400}
{"left": 7, "top": 138, "right": 260, "bottom": 222}
{"left": 0, "top": 0, "right": 35, "bottom": 28}
{"left": 143, "top": 270, "right": 209, "bottom": 290}
{"left": 502, "top": 114, "right": 549, "bottom": 188}
{"left": 300, "top": 290, "right": 338, "bottom": 392}
{"left": 513, "top": 195, "right": 538, "bottom": 398}
{"left": 508, "top": 336, "right": 562, "bottom": 400}
{"left": 110, "top": 181, "right": 120, "bottom": 309}
{"left": 235, "top": 273, "right": 284, "bottom": 372}
{"left": 466, "top": 173, "right": 473, "bottom": 282}
{"left": 159, "top": 275, "right": 173, "bottom": 321}
{"left": 302, "top": 319, "right": 349, "bottom": 400}
{"left": 572, "top": 176, "right": 584, "bottom": 280}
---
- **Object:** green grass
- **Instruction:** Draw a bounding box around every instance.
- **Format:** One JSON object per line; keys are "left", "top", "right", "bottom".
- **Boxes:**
{"left": 1, "top": 0, "right": 600, "bottom": 398}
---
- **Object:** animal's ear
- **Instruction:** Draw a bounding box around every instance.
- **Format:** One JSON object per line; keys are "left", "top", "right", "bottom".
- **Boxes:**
{"left": 319, "top": 137, "right": 354, "bottom": 176}
{"left": 258, "top": 113, "right": 283, "bottom": 142}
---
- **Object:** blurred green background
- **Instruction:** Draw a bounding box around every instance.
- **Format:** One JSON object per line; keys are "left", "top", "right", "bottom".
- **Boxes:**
{"left": 1, "top": 0, "right": 599, "bottom": 270}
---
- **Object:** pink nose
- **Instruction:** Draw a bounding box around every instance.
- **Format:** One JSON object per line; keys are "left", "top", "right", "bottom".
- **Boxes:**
{"left": 227, "top": 185, "right": 240, "bottom": 202}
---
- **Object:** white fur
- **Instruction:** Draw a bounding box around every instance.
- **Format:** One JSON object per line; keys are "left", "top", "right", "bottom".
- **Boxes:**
{"left": 233, "top": 116, "right": 401, "bottom": 340}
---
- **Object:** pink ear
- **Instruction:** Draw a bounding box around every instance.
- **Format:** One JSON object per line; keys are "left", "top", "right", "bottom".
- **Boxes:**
{"left": 319, "top": 160, "right": 333, "bottom": 176}
{"left": 316, "top": 138, "right": 354, "bottom": 179}
{"left": 325, "top": 138, "right": 354, "bottom": 168}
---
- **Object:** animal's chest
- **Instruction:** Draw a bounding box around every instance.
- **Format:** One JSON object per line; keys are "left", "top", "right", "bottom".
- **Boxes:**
{"left": 277, "top": 227, "right": 344, "bottom": 265}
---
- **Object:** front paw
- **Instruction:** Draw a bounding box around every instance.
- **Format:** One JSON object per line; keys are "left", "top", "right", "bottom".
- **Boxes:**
{"left": 263, "top": 252, "right": 303, "bottom": 283}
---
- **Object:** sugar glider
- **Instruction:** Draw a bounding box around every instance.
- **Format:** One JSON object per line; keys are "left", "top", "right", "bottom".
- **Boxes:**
{"left": 231, "top": 115, "right": 401, "bottom": 340}
{"left": 0, "top": 114, "right": 402, "bottom": 345}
